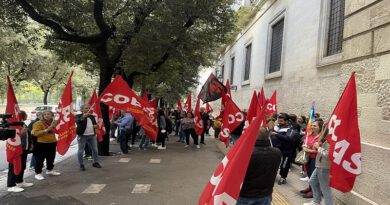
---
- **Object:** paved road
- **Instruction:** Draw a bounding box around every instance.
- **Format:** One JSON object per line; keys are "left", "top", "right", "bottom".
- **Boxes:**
{"left": 0, "top": 135, "right": 224, "bottom": 205}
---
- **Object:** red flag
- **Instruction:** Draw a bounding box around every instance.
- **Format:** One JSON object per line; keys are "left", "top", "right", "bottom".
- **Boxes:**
{"left": 177, "top": 99, "right": 183, "bottom": 111}
{"left": 99, "top": 76, "right": 158, "bottom": 141}
{"left": 198, "top": 107, "right": 266, "bottom": 205}
{"left": 218, "top": 96, "right": 244, "bottom": 147}
{"left": 194, "top": 97, "right": 204, "bottom": 136}
{"left": 150, "top": 98, "right": 158, "bottom": 108}
{"left": 87, "top": 89, "right": 106, "bottom": 142}
{"left": 184, "top": 95, "right": 192, "bottom": 112}
{"left": 264, "top": 91, "right": 277, "bottom": 116}
{"left": 54, "top": 72, "right": 77, "bottom": 155}
{"left": 221, "top": 80, "right": 231, "bottom": 106}
{"left": 141, "top": 91, "right": 149, "bottom": 102}
{"left": 246, "top": 90, "right": 259, "bottom": 124}
{"left": 205, "top": 103, "right": 213, "bottom": 113}
{"left": 5, "top": 76, "right": 23, "bottom": 175}
{"left": 326, "top": 72, "right": 361, "bottom": 193}
{"left": 258, "top": 87, "right": 267, "bottom": 107}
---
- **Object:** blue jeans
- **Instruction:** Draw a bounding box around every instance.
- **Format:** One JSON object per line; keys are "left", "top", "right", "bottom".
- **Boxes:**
{"left": 77, "top": 135, "right": 99, "bottom": 165}
{"left": 118, "top": 129, "right": 129, "bottom": 153}
{"left": 237, "top": 195, "right": 272, "bottom": 205}
{"left": 139, "top": 135, "right": 150, "bottom": 149}
{"left": 309, "top": 168, "right": 333, "bottom": 205}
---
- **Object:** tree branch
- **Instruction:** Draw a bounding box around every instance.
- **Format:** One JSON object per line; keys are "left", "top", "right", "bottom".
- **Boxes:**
{"left": 93, "top": 0, "right": 112, "bottom": 34}
{"left": 112, "top": 0, "right": 161, "bottom": 63}
{"left": 150, "top": 15, "right": 198, "bottom": 72}
{"left": 15, "top": 0, "right": 112, "bottom": 44}
{"left": 112, "top": 0, "right": 132, "bottom": 20}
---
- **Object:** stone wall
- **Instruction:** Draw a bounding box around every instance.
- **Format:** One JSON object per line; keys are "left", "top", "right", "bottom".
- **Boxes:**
{"left": 335, "top": 1, "right": 390, "bottom": 204}
{"left": 215, "top": 0, "right": 390, "bottom": 204}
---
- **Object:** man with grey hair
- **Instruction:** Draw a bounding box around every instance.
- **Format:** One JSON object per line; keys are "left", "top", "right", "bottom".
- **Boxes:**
{"left": 237, "top": 128, "right": 282, "bottom": 205}
{"left": 75, "top": 104, "right": 102, "bottom": 171}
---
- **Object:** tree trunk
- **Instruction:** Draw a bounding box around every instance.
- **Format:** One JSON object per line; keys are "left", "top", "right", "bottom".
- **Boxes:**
{"left": 93, "top": 44, "right": 115, "bottom": 156}
{"left": 43, "top": 90, "right": 49, "bottom": 105}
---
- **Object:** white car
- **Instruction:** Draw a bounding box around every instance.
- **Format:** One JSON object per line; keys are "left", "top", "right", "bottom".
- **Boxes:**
{"left": 30, "top": 105, "right": 59, "bottom": 121}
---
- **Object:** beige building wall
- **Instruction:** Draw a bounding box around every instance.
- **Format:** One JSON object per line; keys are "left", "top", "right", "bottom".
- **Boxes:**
{"left": 335, "top": 1, "right": 390, "bottom": 204}
{"left": 214, "top": 0, "right": 390, "bottom": 204}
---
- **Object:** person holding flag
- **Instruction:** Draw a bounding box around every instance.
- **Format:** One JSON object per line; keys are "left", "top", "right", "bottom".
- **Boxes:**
{"left": 75, "top": 104, "right": 102, "bottom": 171}
{"left": 237, "top": 128, "right": 282, "bottom": 205}
{"left": 32, "top": 111, "right": 61, "bottom": 180}
{"left": 300, "top": 119, "right": 324, "bottom": 198}
{"left": 303, "top": 128, "right": 332, "bottom": 205}
{"left": 7, "top": 111, "right": 34, "bottom": 193}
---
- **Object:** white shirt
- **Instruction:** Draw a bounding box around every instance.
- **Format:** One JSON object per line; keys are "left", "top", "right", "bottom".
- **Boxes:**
{"left": 83, "top": 118, "right": 95, "bottom": 135}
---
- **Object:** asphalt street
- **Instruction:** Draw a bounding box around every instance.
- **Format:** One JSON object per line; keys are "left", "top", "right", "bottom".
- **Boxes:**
{"left": 0, "top": 135, "right": 225, "bottom": 205}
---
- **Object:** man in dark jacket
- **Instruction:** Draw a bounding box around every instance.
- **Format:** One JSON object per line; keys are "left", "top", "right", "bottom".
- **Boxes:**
{"left": 76, "top": 104, "right": 102, "bottom": 171}
{"left": 271, "top": 113, "right": 298, "bottom": 185}
{"left": 200, "top": 107, "right": 210, "bottom": 144}
{"left": 238, "top": 128, "right": 282, "bottom": 205}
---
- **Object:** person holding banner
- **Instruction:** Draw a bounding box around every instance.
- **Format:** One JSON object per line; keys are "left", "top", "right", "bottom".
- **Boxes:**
{"left": 75, "top": 104, "right": 102, "bottom": 171}
{"left": 303, "top": 127, "right": 333, "bottom": 205}
{"left": 32, "top": 111, "right": 61, "bottom": 180}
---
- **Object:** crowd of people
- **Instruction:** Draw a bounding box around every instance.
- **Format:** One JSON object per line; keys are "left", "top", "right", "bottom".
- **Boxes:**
{"left": 237, "top": 112, "right": 333, "bottom": 205}
{"left": 6, "top": 104, "right": 333, "bottom": 205}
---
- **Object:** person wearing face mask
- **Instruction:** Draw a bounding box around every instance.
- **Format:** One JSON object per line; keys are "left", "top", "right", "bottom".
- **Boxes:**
{"left": 32, "top": 111, "right": 61, "bottom": 181}
{"left": 270, "top": 113, "right": 298, "bottom": 185}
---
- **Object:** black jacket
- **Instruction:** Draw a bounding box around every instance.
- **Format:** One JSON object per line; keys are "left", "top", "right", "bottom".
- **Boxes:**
{"left": 239, "top": 140, "right": 282, "bottom": 198}
{"left": 76, "top": 114, "right": 97, "bottom": 135}
{"left": 271, "top": 126, "right": 298, "bottom": 154}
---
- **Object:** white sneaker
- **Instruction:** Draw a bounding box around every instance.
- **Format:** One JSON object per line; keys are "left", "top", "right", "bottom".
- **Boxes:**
{"left": 35, "top": 174, "right": 45, "bottom": 180}
{"left": 196, "top": 145, "right": 201, "bottom": 149}
{"left": 158, "top": 146, "right": 166, "bottom": 150}
{"left": 16, "top": 182, "right": 34, "bottom": 188}
{"left": 7, "top": 186, "right": 24, "bottom": 192}
{"left": 303, "top": 201, "right": 320, "bottom": 205}
{"left": 46, "top": 170, "right": 61, "bottom": 176}
{"left": 184, "top": 145, "right": 189, "bottom": 148}
{"left": 300, "top": 176, "right": 309, "bottom": 182}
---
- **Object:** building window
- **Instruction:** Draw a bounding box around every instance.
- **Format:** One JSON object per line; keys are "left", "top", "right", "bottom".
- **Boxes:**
{"left": 230, "top": 57, "right": 235, "bottom": 85}
{"left": 244, "top": 44, "right": 252, "bottom": 81}
{"left": 326, "top": 0, "right": 345, "bottom": 56}
{"left": 269, "top": 18, "right": 284, "bottom": 74}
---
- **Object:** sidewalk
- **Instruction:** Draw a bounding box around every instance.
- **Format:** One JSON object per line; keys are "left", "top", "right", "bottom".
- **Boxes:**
{"left": 0, "top": 135, "right": 311, "bottom": 205}
{"left": 215, "top": 140, "right": 323, "bottom": 205}
{"left": 0, "top": 135, "right": 224, "bottom": 205}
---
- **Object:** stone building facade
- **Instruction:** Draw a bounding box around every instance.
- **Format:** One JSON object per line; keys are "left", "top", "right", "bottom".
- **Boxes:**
{"left": 213, "top": 0, "right": 390, "bottom": 204}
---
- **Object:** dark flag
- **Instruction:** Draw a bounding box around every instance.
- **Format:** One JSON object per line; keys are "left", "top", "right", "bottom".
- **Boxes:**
{"left": 198, "top": 73, "right": 226, "bottom": 103}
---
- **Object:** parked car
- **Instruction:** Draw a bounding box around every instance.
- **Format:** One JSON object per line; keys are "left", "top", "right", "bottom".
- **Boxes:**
{"left": 30, "top": 105, "right": 59, "bottom": 121}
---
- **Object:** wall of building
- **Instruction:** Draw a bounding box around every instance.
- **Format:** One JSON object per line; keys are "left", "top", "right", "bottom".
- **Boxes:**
{"left": 216, "top": 0, "right": 390, "bottom": 204}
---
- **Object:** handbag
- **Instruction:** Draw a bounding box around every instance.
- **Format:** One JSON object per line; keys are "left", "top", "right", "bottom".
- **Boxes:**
{"left": 295, "top": 150, "right": 310, "bottom": 165}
